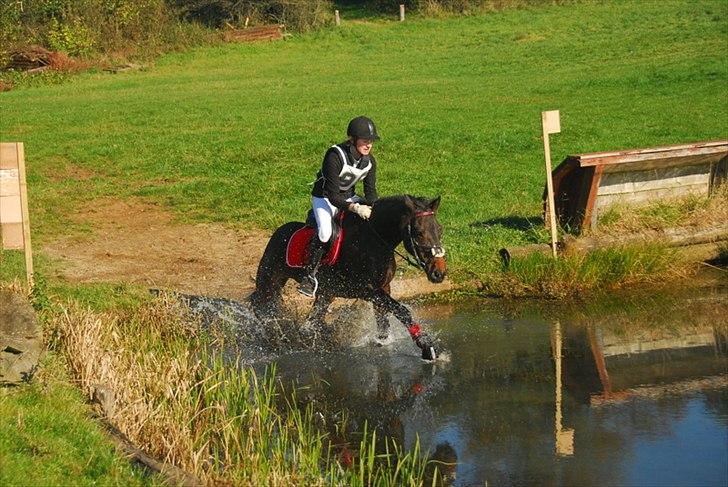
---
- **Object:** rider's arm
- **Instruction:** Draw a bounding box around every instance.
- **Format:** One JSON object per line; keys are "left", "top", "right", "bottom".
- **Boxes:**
{"left": 363, "top": 156, "right": 378, "bottom": 205}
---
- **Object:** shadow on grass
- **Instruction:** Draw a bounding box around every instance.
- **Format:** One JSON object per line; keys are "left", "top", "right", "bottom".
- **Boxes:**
{"left": 470, "top": 216, "right": 547, "bottom": 243}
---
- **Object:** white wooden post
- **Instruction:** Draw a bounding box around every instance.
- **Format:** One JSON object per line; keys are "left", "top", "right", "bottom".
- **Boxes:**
{"left": 335, "top": 10, "right": 340, "bottom": 26}
{"left": 399, "top": 4, "right": 405, "bottom": 21}
{"left": 0, "top": 142, "right": 34, "bottom": 289}
{"left": 541, "top": 110, "right": 561, "bottom": 258}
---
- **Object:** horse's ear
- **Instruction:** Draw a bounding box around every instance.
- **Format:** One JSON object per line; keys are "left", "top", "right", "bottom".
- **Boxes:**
{"left": 404, "top": 195, "right": 416, "bottom": 212}
{"left": 429, "top": 196, "right": 441, "bottom": 212}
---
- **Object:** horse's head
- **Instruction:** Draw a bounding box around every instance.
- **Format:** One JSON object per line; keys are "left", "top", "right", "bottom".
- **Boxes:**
{"left": 402, "top": 195, "right": 447, "bottom": 283}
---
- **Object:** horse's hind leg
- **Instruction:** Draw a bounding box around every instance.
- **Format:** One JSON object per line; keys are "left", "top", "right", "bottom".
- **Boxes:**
{"left": 373, "top": 284, "right": 392, "bottom": 341}
{"left": 251, "top": 263, "right": 289, "bottom": 319}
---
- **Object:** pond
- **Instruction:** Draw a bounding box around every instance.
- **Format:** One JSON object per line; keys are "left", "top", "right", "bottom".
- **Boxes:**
{"left": 188, "top": 272, "right": 728, "bottom": 486}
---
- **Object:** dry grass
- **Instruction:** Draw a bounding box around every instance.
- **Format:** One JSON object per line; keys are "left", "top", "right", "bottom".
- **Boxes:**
{"left": 594, "top": 187, "right": 728, "bottom": 236}
{"left": 45, "top": 293, "right": 431, "bottom": 485}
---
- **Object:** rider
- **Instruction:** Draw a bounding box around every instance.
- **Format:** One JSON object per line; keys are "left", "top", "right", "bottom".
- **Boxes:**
{"left": 298, "top": 116, "right": 380, "bottom": 297}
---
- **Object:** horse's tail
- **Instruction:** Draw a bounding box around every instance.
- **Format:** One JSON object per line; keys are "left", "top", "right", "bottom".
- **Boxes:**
{"left": 250, "top": 221, "right": 304, "bottom": 318}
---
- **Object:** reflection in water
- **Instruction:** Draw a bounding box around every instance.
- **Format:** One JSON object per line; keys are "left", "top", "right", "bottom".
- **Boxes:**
{"left": 191, "top": 274, "right": 728, "bottom": 486}
{"left": 552, "top": 321, "right": 574, "bottom": 457}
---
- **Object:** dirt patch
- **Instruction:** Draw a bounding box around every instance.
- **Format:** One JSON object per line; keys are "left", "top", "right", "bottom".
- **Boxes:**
{"left": 43, "top": 198, "right": 455, "bottom": 302}
{"left": 44, "top": 198, "right": 264, "bottom": 301}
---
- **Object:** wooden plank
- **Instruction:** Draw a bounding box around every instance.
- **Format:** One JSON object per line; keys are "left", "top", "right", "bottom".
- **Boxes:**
{"left": 1, "top": 222, "right": 23, "bottom": 249}
{"left": 223, "top": 25, "right": 284, "bottom": 43}
{"left": 0, "top": 168, "right": 20, "bottom": 196}
{"left": 600, "top": 152, "right": 722, "bottom": 173}
{"left": 572, "top": 140, "right": 727, "bottom": 164}
{"left": 0, "top": 143, "right": 18, "bottom": 169}
{"left": 595, "top": 184, "right": 708, "bottom": 211}
{"left": 563, "top": 223, "right": 728, "bottom": 251}
{"left": 584, "top": 165, "right": 604, "bottom": 231}
{"left": 0, "top": 195, "right": 22, "bottom": 223}
{"left": 578, "top": 144, "right": 727, "bottom": 168}
{"left": 16, "top": 142, "right": 34, "bottom": 287}
{"left": 597, "top": 165, "right": 710, "bottom": 196}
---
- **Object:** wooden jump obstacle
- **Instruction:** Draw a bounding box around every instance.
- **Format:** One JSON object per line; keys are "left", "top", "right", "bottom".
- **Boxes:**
{"left": 0, "top": 142, "right": 34, "bottom": 288}
{"left": 549, "top": 140, "right": 728, "bottom": 233}
{"left": 223, "top": 25, "right": 285, "bottom": 43}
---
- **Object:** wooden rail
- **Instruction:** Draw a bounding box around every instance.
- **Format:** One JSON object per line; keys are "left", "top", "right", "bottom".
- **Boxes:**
{"left": 223, "top": 25, "right": 285, "bottom": 43}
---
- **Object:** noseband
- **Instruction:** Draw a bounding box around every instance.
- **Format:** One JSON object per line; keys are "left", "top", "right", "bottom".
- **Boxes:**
{"left": 406, "top": 210, "right": 446, "bottom": 271}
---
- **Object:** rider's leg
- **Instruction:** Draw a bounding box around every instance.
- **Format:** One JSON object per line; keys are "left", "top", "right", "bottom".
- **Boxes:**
{"left": 299, "top": 197, "right": 336, "bottom": 297}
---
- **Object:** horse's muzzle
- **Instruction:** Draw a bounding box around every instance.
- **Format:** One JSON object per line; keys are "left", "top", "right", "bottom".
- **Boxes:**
{"left": 426, "top": 257, "right": 447, "bottom": 283}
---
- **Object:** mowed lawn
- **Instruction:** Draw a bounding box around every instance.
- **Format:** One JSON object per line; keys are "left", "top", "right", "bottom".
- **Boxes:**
{"left": 1, "top": 0, "right": 726, "bottom": 280}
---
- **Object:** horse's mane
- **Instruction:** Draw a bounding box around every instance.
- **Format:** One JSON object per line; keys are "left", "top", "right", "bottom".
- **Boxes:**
{"left": 372, "top": 195, "right": 431, "bottom": 215}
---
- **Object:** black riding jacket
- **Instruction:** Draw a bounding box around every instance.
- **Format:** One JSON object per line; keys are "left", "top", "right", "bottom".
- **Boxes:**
{"left": 311, "top": 141, "right": 378, "bottom": 210}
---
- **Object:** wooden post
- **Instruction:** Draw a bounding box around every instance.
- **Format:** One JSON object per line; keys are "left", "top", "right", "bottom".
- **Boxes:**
{"left": 244, "top": 17, "right": 250, "bottom": 28}
{"left": 335, "top": 10, "right": 340, "bottom": 26}
{"left": 400, "top": 4, "right": 405, "bottom": 21}
{"left": 0, "top": 142, "right": 34, "bottom": 289}
{"left": 541, "top": 110, "right": 561, "bottom": 258}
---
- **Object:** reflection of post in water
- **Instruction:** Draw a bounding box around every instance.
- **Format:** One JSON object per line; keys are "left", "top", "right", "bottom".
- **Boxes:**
{"left": 551, "top": 320, "right": 574, "bottom": 457}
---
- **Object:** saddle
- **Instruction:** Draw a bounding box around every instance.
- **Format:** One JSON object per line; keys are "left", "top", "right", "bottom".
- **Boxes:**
{"left": 286, "top": 211, "right": 345, "bottom": 268}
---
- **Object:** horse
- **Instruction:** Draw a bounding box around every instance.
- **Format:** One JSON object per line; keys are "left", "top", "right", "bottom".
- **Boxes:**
{"left": 250, "top": 195, "right": 447, "bottom": 360}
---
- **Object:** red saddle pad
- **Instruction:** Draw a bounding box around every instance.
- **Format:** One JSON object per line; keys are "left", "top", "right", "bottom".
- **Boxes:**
{"left": 286, "top": 225, "right": 344, "bottom": 268}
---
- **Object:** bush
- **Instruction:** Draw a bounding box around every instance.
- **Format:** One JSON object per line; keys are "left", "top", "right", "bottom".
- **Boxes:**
{"left": 172, "top": 0, "right": 334, "bottom": 31}
{"left": 0, "top": 0, "right": 213, "bottom": 65}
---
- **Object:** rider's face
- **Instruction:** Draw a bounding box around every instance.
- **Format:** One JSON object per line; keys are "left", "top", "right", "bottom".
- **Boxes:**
{"left": 355, "top": 138, "right": 374, "bottom": 156}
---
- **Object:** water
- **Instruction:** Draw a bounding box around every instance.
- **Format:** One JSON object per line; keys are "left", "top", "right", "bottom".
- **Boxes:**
{"left": 187, "top": 273, "right": 728, "bottom": 486}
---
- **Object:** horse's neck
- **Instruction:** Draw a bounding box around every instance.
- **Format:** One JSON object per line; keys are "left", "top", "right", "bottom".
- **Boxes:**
{"left": 368, "top": 210, "right": 407, "bottom": 247}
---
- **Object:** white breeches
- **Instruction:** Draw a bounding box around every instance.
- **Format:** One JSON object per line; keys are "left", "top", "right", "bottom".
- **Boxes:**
{"left": 312, "top": 195, "right": 365, "bottom": 242}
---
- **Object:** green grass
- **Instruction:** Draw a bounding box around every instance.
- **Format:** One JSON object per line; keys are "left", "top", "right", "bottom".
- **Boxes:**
{"left": 483, "top": 243, "right": 688, "bottom": 298}
{"left": 0, "top": 354, "right": 159, "bottom": 487}
{"left": 1, "top": 1, "right": 726, "bottom": 282}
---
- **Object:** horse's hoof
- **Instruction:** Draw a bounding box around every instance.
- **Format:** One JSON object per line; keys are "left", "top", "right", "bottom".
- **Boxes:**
{"left": 421, "top": 346, "right": 437, "bottom": 361}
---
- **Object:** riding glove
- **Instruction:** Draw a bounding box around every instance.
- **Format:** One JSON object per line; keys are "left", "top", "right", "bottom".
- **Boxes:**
{"left": 350, "top": 203, "right": 372, "bottom": 220}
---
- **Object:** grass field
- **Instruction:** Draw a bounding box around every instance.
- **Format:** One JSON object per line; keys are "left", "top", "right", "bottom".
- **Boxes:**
{"left": 0, "top": 353, "right": 159, "bottom": 486}
{"left": 1, "top": 2, "right": 726, "bottom": 483}
{"left": 1, "top": 0, "right": 726, "bottom": 282}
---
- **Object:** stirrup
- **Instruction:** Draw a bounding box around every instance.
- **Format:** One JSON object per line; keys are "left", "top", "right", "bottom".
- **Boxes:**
{"left": 298, "top": 274, "right": 319, "bottom": 298}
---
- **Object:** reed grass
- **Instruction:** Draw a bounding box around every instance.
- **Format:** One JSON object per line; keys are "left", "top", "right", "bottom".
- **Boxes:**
{"left": 482, "top": 244, "right": 690, "bottom": 299}
{"left": 45, "top": 293, "right": 433, "bottom": 485}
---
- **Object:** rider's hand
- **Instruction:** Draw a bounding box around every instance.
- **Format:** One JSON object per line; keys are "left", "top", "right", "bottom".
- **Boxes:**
{"left": 350, "top": 203, "right": 372, "bottom": 220}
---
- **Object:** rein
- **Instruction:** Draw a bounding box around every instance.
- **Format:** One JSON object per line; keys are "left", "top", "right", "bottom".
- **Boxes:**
{"left": 365, "top": 209, "right": 444, "bottom": 271}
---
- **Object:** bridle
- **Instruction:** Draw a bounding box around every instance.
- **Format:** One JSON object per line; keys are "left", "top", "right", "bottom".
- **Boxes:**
{"left": 404, "top": 210, "right": 446, "bottom": 271}
{"left": 363, "top": 208, "right": 446, "bottom": 272}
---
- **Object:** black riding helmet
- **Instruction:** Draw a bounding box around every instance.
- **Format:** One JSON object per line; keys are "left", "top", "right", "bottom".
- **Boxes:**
{"left": 347, "top": 116, "right": 380, "bottom": 141}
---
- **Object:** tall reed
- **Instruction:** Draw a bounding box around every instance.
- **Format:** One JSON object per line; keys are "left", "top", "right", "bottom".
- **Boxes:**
{"left": 46, "top": 293, "right": 432, "bottom": 485}
{"left": 483, "top": 244, "right": 689, "bottom": 299}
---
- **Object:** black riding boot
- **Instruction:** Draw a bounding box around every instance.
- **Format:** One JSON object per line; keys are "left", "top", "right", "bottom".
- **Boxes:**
{"left": 298, "top": 237, "right": 326, "bottom": 298}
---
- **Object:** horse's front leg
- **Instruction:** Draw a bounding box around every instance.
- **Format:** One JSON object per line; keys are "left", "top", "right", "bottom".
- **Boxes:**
{"left": 371, "top": 289, "right": 438, "bottom": 360}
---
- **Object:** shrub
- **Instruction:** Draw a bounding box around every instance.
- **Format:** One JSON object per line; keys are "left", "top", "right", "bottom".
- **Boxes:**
{"left": 172, "top": 0, "right": 334, "bottom": 31}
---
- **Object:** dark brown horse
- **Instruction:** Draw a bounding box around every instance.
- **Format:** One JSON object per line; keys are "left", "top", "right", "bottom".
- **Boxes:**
{"left": 250, "top": 195, "right": 447, "bottom": 360}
